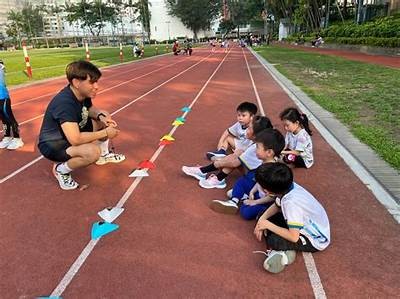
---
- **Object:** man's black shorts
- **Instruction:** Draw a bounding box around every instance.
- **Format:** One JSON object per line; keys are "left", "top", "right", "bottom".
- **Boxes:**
{"left": 38, "top": 121, "right": 94, "bottom": 162}
{"left": 38, "top": 139, "right": 72, "bottom": 162}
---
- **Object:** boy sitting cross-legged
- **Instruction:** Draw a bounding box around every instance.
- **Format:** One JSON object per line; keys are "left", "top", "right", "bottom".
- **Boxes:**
{"left": 210, "top": 128, "right": 285, "bottom": 220}
{"left": 206, "top": 101, "right": 258, "bottom": 161}
{"left": 182, "top": 116, "right": 272, "bottom": 189}
{"left": 253, "top": 163, "right": 330, "bottom": 274}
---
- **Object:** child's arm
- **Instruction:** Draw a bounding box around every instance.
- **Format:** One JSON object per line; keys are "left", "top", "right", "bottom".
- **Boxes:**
{"left": 254, "top": 204, "right": 280, "bottom": 241}
{"left": 217, "top": 129, "right": 230, "bottom": 149}
{"left": 248, "top": 184, "right": 258, "bottom": 200}
{"left": 257, "top": 220, "right": 300, "bottom": 243}
{"left": 244, "top": 195, "right": 275, "bottom": 206}
{"left": 281, "top": 149, "right": 301, "bottom": 156}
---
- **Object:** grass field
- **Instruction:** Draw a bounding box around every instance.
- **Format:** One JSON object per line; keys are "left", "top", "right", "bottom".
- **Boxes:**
{"left": 255, "top": 45, "right": 400, "bottom": 171}
{"left": 0, "top": 44, "right": 169, "bottom": 86}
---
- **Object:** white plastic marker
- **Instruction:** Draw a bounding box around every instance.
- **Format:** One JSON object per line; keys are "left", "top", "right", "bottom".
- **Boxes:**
{"left": 98, "top": 207, "right": 125, "bottom": 223}
{"left": 50, "top": 49, "right": 231, "bottom": 297}
{"left": 128, "top": 169, "right": 149, "bottom": 177}
{"left": 0, "top": 52, "right": 213, "bottom": 184}
{"left": 242, "top": 48, "right": 327, "bottom": 299}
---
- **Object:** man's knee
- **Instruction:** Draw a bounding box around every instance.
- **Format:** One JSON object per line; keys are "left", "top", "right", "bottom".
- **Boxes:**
{"left": 82, "top": 144, "right": 101, "bottom": 163}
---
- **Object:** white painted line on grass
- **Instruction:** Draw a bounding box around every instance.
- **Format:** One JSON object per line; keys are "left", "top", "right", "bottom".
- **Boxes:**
{"left": 50, "top": 49, "right": 230, "bottom": 297}
{"left": 243, "top": 48, "right": 327, "bottom": 299}
{"left": 0, "top": 53, "right": 213, "bottom": 184}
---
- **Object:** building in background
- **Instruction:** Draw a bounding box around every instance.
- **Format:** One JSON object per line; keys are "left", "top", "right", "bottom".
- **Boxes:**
{"left": 0, "top": 0, "right": 215, "bottom": 41}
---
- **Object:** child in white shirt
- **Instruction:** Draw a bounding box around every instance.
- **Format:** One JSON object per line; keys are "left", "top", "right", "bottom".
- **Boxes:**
{"left": 254, "top": 163, "right": 330, "bottom": 273}
{"left": 280, "top": 107, "right": 313, "bottom": 168}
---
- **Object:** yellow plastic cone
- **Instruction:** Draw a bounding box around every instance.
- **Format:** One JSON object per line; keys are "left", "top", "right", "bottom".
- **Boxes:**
{"left": 160, "top": 134, "right": 175, "bottom": 141}
{"left": 172, "top": 120, "right": 184, "bottom": 126}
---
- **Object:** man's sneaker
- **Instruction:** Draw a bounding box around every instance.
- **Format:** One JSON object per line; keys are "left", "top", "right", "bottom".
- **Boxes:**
{"left": 199, "top": 174, "right": 227, "bottom": 189}
{"left": 263, "top": 250, "right": 296, "bottom": 274}
{"left": 182, "top": 166, "right": 206, "bottom": 180}
{"left": 6, "top": 138, "right": 24, "bottom": 150}
{"left": 52, "top": 164, "right": 79, "bottom": 191}
{"left": 0, "top": 137, "right": 13, "bottom": 149}
{"left": 210, "top": 199, "right": 238, "bottom": 214}
{"left": 206, "top": 149, "right": 227, "bottom": 161}
{"left": 96, "top": 152, "right": 126, "bottom": 165}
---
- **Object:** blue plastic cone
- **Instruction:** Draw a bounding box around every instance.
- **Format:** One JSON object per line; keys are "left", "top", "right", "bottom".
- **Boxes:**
{"left": 91, "top": 221, "right": 119, "bottom": 240}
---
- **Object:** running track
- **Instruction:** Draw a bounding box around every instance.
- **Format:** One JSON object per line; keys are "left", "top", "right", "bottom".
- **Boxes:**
{"left": 0, "top": 46, "right": 399, "bottom": 298}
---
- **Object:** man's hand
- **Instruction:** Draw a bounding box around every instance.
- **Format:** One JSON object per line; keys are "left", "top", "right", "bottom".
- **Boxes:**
{"left": 99, "top": 113, "right": 117, "bottom": 128}
{"left": 105, "top": 126, "right": 120, "bottom": 139}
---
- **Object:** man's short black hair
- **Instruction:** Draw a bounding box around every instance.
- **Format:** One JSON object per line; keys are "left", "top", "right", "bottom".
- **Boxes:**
{"left": 252, "top": 115, "right": 273, "bottom": 135}
{"left": 255, "top": 163, "right": 293, "bottom": 194}
{"left": 0, "top": 59, "right": 4, "bottom": 65}
{"left": 254, "top": 128, "right": 285, "bottom": 156}
{"left": 237, "top": 102, "right": 258, "bottom": 115}
{"left": 66, "top": 60, "right": 102, "bottom": 84}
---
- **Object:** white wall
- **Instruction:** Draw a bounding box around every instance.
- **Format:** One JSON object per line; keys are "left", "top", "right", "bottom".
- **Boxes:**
{"left": 149, "top": 0, "right": 214, "bottom": 40}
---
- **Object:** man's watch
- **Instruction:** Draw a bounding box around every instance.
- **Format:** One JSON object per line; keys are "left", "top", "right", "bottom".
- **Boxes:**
{"left": 97, "top": 112, "right": 106, "bottom": 121}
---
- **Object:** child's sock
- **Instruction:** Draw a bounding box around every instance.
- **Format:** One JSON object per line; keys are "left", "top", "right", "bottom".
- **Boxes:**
{"left": 99, "top": 140, "right": 110, "bottom": 156}
{"left": 56, "top": 162, "right": 72, "bottom": 174}
{"left": 200, "top": 163, "right": 217, "bottom": 174}
{"left": 216, "top": 171, "right": 228, "bottom": 181}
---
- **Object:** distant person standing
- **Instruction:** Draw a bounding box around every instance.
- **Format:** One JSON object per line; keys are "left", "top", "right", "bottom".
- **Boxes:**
{"left": 0, "top": 59, "right": 24, "bottom": 150}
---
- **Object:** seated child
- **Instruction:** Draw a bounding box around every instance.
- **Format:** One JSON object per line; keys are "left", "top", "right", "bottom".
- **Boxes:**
{"left": 206, "top": 101, "right": 258, "bottom": 160}
{"left": 173, "top": 41, "right": 181, "bottom": 55}
{"left": 210, "top": 128, "right": 285, "bottom": 220}
{"left": 182, "top": 116, "right": 272, "bottom": 189}
{"left": 280, "top": 107, "right": 313, "bottom": 168}
{"left": 253, "top": 163, "right": 330, "bottom": 274}
{"left": 133, "top": 44, "right": 142, "bottom": 58}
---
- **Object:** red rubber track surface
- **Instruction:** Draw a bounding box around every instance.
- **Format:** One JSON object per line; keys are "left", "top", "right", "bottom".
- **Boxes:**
{"left": 0, "top": 47, "right": 399, "bottom": 298}
{"left": 277, "top": 44, "right": 400, "bottom": 68}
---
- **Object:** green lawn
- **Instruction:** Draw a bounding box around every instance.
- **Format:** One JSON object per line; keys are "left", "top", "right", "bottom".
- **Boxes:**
{"left": 255, "top": 45, "right": 400, "bottom": 171}
{"left": 0, "top": 44, "right": 169, "bottom": 86}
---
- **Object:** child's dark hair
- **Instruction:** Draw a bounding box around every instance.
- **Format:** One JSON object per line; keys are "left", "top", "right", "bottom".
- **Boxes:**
{"left": 66, "top": 60, "right": 102, "bottom": 84}
{"left": 254, "top": 128, "right": 285, "bottom": 156}
{"left": 280, "top": 107, "right": 312, "bottom": 136}
{"left": 255, "top": 163, "right": 293, "bottom": 194}
{"left": 237, "top": 102, "right": 258, "bottom": 115}
{"left": 252, "top": 115, "right": 273, "bottom": 135}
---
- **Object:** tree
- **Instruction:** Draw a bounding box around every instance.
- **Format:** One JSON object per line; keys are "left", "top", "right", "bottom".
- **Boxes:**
{"left": 65, "top": 0, "right": 117, "bottom": 36}
{"left": 6, "top": 3, "right": 44, "bottom": 41}
{"left": 166, "top": 0, "right": 220, "bottom": 40}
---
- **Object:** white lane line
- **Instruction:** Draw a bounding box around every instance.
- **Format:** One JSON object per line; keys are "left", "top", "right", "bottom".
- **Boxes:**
{"left": 0, "top": 156, "right": 44, "bottom": 184}
{"left": 303, "top": 253, "right": 328, "bottom": 299}
{"left": 50, "top": 49, "right": 230, "bottom": 297}
{"left": 0, "top": 53, "right": 213, "bottom": 184}
{"left": 242, "top": 48, "right": 265, "bottom": 116}
{"left": 242, "top": 48, "right": 327, "bottom": 299}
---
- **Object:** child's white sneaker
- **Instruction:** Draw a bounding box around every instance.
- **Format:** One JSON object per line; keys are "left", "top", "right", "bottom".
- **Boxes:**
{"left": 6, "top": 137, "right": 24, "bottom": 150}
{"left": 210, "top": 199, "right": 238, "bottom": 214}
{"left": 199, "top": 174, "right": 226, "bottom": 189}
{"left": 0, "top": 136, "right": 13, "bottom": 149}
{"left": 182, "top": 166, "right": 206, "bottom": 180}
{"left": 96, "top": 152, "right": 126, "bottom": 165}
{"left": 226, "top": 188, "right": 233, "bottom": 198}
{"left": 263, "top": 250, "right": 296, "bottom": 273}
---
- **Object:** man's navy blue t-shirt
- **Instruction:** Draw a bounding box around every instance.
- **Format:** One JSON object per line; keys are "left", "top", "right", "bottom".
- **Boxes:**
{"left": 39, "top": 85, "right": 93, "bottom": 143}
